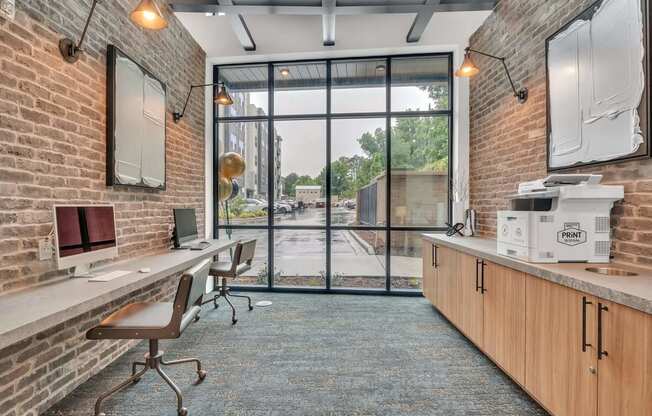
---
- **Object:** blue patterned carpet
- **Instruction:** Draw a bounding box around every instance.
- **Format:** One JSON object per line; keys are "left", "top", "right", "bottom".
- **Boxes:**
{"left": 47, "top": 293, "right": 548, "bottom": 415}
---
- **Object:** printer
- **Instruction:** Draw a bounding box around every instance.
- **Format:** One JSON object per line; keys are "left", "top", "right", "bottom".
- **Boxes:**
{"left": 497, "top": 174, "right": 624, "bottom": 263}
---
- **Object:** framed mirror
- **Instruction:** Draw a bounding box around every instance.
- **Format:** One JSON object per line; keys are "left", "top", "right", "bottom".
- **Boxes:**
{"left": 107, "top": 45, "right": 166, "bottom": 189}
{"left": 546, "top": 0, "right": 651, "bottom": 171}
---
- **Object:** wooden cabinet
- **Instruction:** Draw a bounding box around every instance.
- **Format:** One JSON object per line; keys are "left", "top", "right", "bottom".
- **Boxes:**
{"left": 483, "top": 261, "right": 526, "bottom": 385}
{"left": 419, "top": 240, "right": 652, "bottom": 416}
{"left": 525, "top": 276, "right": 598, "bottom": 416}
{"left": 436, "top": 245, "right": 459, "bottom": 323}
{"left": 597, "top": 300, "right": 652, "bottom": 416}
{"left": 457, "top": 252, "right": 483, "bottom": 348}
{"left": 421, "top": 240, "right": 435, "bottom": 303}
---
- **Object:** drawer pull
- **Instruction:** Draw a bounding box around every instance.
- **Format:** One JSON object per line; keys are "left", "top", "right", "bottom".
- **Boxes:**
{"left": 597, "top": 303, "right": 608, "bottom": 360}
{"left": 582, "top": 296, "right": 593, "bottom": 352}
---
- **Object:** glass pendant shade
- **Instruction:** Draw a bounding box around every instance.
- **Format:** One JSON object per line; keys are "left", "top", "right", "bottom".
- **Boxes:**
{"left": 455, "top": 52, "right": 480, "bottom": 77}
{"left": 130, "top": 0, "right": 169, "bottom": 30}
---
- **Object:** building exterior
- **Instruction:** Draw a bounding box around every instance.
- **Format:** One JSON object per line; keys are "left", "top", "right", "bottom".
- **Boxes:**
{"left": 295, "top": 185, "right": 322, "bottom": 204}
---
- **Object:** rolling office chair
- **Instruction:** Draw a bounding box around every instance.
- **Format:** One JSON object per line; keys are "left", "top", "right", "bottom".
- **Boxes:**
{"left": 86, "top": 259, "right": 212, "bottom": 416}
{"left": 204, "top": 239, "right": 257, "bottom": 325}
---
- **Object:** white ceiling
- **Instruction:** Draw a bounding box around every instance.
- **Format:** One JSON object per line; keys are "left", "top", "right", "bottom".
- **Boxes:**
{"left": 175, "top": 10, "right": 492, "bottom": 64}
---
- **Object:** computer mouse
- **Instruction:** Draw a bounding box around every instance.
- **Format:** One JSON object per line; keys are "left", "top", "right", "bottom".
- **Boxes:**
{"left": 139, "top": 268, "right": 151, "bottom": 273}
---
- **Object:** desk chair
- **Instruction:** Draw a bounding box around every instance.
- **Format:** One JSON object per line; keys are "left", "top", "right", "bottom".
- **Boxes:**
{"left": 204, "top": 239, "right": 256, "bottom": 325}
{"left": 86, "top": 259, "right": 211, "bottom": 416}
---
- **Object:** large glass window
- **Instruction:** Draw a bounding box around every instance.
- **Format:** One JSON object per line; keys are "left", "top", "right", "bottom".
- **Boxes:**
{"left": 215, "top": 55, "right": 452, "bottom": 294}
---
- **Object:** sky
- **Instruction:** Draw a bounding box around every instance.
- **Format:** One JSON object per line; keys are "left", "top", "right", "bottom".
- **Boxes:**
{"left": 247, "top": 86, "right": 437, "bottom": 177}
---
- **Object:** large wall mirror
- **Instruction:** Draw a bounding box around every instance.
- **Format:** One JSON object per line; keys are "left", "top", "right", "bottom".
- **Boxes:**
{"left": 546, "top": 0, "right": 651, "bottom": 170}
{"left": 107, "top": 45, "right": 166, "bottom": 189}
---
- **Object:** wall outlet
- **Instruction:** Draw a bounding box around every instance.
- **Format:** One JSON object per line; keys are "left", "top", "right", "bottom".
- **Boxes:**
{"left": 0, "top": 0, "right": 15, "bottom": 21}
{"left": 39, "top": 238, "right": 53, "bottom": 261}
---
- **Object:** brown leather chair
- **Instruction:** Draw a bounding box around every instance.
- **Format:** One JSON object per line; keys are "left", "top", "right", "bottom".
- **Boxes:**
{"left": 86, "top": 258, "right": 211, "bottom": 416}
{"left": 204, "top": 239, "right": 256, "bottom": 325}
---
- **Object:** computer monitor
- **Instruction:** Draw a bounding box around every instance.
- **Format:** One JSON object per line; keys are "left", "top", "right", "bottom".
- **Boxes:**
{"left": 53, "top": 205, "right": 118, "bottom": 276}
{"left": 173, "top": 208, "right": 198, "bottom": 248}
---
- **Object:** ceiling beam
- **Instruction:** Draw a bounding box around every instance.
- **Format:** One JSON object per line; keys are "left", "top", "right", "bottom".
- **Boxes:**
{"left": 169, "top": 1, "right": 496, "bottom": 16}
{"left": 219, "top": 0, "right": 256, "bottom": 51}
{"left": 322, "top": 0, "right": 336, "bottom": 46}
{"left": 406, "top": 0, "right": 440, "bottom": 43}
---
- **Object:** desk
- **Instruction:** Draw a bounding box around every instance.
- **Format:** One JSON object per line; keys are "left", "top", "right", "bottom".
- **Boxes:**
{"left": 0, "top": 239, "right": 236, "bottom": 350}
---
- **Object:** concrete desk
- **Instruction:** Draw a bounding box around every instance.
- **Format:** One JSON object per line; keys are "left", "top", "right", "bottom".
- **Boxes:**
{"left": 0, "top": 239, "right": 236, "bottom": 350}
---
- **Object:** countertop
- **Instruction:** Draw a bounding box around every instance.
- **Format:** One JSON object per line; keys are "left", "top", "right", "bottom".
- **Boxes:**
{"left": 422, "top": 234, "right": 652, "bottom": 315}
{"left": 0, "top": 239, "right": 237, "bottom": 350}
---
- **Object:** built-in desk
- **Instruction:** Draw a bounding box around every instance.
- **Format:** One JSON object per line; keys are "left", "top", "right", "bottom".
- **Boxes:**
{"left": 0, "top": 239, "right": 236, "bottom": 350}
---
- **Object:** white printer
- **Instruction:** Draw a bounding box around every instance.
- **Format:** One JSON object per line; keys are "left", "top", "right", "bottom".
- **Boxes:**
{"left": 497, "top": 174, "right": 624, "bottom": 263}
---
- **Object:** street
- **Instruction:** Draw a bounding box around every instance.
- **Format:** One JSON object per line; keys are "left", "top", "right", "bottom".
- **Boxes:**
{"left": 219, "top": 207, "right": 421, "bottom": 288}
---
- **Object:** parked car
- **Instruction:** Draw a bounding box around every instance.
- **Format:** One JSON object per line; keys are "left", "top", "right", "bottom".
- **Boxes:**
{"left": 344, "top": 199, "right": 356, "bottom": 209}
{"left": 242, "top": 199, "right": 267, "bottom": 213}
{"left": 274, "top": 202, "right": 292, "bottom": 214}
{"left": 315, "top": 198, "right": 326, "bottom": 208}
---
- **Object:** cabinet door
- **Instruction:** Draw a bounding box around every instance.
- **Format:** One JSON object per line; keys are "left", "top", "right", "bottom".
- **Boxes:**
{"left": 436, "top": 245, "right": 459, "bottom": 323}
{"left": 597, "top": 300, "right": 652, "bottom": 416}
{"left": 483, "top": 261, "right": 526, "bottom": 384}
{"left": 458, "top": 252, "right": 483, "bottom": 348}
{"left": 525, "top": 276, "right": 598, "bottom": 416}
{"left": 421, "top": 240, "right": 435, "bottom": 303}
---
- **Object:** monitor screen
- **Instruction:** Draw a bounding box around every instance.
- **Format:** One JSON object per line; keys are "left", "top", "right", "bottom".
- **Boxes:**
{"left": 174, "top": 208, "right": 198, "bottom": 244}
{"left": 55, "top": 206, "right": 117, "bottom": 258}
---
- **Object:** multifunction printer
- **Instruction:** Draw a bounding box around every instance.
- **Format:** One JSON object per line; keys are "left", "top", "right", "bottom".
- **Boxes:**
{"left": 497, "top": 174, "right": 624, "bottom": 263}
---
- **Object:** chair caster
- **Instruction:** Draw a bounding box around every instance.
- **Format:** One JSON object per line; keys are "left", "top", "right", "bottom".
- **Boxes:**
{"left": 194, "top": 315, "right": 200, "bottom": 323}
{"left": 232, "top": 319, "right": 238, "bottom": 325}
{"left": 178, "top": 407, "right": 188, "bottom": 416}
{"left": 248, "top": 306, "right": 254, "bottom": 311}
{"left": 197, "top": 370, "right": 207, "bottom": 381}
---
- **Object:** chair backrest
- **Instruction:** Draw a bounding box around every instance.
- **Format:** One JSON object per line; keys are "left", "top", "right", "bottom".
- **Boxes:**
{"left": 173, "top": 258, "right": 212, "bottom": 318}
{"left": 235, "top": 239, "right": 257, "bottom": 266}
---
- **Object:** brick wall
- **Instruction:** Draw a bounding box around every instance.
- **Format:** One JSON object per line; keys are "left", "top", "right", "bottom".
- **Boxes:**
{"left": 468, "top": 0, "right": 652, "bottom": 268}
{"left": 1, "top": 0, "right": 206, "bottom": 294}
{"left": 0, "top": 1, "right": 206, "bottom": 414}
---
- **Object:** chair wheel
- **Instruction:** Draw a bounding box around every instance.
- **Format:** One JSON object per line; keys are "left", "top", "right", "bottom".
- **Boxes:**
{"left": 197, "top": 370, "right": 207, "bottom": 381}
{"left": 232, "top": 319, "right": 238, "bottom": 325}
{"left": 178, "top": 408, "right": 188, "bottom": 416}
{"left": 248, "top": 306, "right": 254, "bottom": 311}
{"left": 194, "top": 315, "right": 200, "bottom": 322}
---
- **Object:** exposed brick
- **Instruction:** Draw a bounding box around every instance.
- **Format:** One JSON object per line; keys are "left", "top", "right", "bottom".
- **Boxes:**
{"left": 0, "top": 1, "right": 206, "bottom": 415}
{"left": 469, "top": 0, "right": 652, "bottom": 267}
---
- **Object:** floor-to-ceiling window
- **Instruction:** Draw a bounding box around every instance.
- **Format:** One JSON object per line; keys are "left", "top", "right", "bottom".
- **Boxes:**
{"left": 214, "top": 54, "right": 452, "bottom": 294}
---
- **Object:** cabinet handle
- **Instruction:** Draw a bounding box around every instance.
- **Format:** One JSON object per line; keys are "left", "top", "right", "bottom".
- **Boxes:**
{"left": 582, "top": 297, "right": 593, "bottom": 352}
{"left": 433, "top": 245, "right": 439, "bottom": 269}
{"left": 480, "top": 260, "right": 486, "bottom": 294}
{"left": 475, "top": 259, "right": 481, "bottom": 292}
{"left": 597, "top": 303, "right": 608, "bottom": 360}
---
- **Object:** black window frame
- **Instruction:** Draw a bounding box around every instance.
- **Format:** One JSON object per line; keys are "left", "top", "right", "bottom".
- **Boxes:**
{"left": 213, "top": 53, "right": 453, "bottom": 296}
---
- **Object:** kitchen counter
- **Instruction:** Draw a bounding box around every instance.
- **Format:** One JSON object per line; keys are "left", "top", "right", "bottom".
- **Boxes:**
{"left": 422, "top": 234, "right": 652, "bottom": 315}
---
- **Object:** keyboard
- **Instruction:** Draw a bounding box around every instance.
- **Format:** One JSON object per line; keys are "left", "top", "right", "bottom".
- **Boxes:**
{"left": 89, "top": 270, "right": 132, "bottom": 282}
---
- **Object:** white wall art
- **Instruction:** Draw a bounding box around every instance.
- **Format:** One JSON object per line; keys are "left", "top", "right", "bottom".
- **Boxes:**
{"left": 547, "top": 0, "right": 649, "bottom": 169}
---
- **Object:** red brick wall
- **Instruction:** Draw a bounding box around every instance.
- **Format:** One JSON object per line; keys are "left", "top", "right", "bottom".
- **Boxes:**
{"left": 0, "top": 1, "right": 206, "bottom": 414}
{"left": 0, "top": 2, "right": 206, "bottom": 294}
{"left": 468, "top": 0, "right": 652, "bottom": 268}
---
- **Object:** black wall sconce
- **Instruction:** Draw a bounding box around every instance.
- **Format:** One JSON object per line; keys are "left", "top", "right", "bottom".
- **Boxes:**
{"left": 455, "top": 47, "right": 528, "bottom": 104}
{"left": 59, "top": 0, "right": 168, "bottom": 64}
{"left": 173, "top": 82, "right": 234, "bottom": 123}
